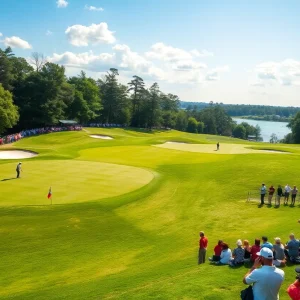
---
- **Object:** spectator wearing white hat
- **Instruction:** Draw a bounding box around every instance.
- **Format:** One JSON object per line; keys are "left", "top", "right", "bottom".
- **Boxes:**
{"left": 243, "top": 247, "right": 285, "bottom": 300}
{"left": 229, "top": 239, "right": 245, "bottom": 267}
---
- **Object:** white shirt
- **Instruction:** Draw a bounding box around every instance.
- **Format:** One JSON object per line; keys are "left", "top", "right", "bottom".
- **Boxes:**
{"left": 285, "top": 185, "right": 291, "bottom": 193}
{"left": 220, "top": 249, "right": 232, "bottom": 264}
{"left": 246, "top": 265, "right": 285, "bottom": 300}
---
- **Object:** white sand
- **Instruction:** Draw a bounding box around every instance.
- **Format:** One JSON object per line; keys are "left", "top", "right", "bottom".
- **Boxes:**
{"left": 166, "top": 141, "right": 187, "bottom": 144}
{"left": 155, "top": 143, "right": 288, "bottom": 154}
{"left": 90, "top": 135, "right": 113, "bottom": 140}
{"left": 0, "top": 150, "right": 37, "bottom": 159}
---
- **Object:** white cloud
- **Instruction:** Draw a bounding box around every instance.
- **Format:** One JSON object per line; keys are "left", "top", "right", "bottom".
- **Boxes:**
{"left": 46, "top": 30, "right": 53, "bottom": 36}
{"left": 57, "top": 0, "right": 68, "bottom": 8}
{"left": 205, "top": 66, "right": 229, "bottom": 81}
{"left": 146, "top": 42, "right": 213, "bottom": 62}
{"left": 85, "top": 5, "right": 104, "bottom": 11}
{"left": 48, "top": 51, "right": 115, "bottom": 71}
{"left": 65, "top": 22, "right": 116, "bottom": 46}
{"left": 113, "top": 44, "right": 152, "bottom": 72}
{"left": 172, "top": 61, "right": 207, "bottom": 71}
{"left": 253, "top": 59, "right": 300, "bottom": 86}
{"left": 48, "top": 43, "right": 226, "bottom": 85}
{"left": 190, "top": 49, "right": 214, "bottom": 57}
{"left": 4, "top": 36, "right": 32, "bottom": 49}
{"left": 0, "top": 32, "right": 2, "bottom": 37}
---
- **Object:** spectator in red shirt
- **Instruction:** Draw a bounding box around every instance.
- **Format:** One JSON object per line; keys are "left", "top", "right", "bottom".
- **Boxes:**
{"left": 268, "top": 185, "right": 275, "bottom": 205}
{"left": 287, "top": 267, "right": 300, "bottom": 300}
{"left": 198, "top": 231, "right": 208, "bottom": 264}
{"left": 209, "top": 240, "right": 223, "bottom": 262}
{"left": 250, "top": 238, "right": 261, "bottom": 262}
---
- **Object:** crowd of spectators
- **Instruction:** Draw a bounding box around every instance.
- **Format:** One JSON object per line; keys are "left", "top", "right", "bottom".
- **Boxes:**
{"left": 260, "top": 183, "right": 298, "bottom": 207}
{"left": 0, "top": 126, "right": 82, "bottom": 145}
{"left": 199, "top": 231, "right": 300, "bottom": 299}
{"left": 86, "top": 123, "right": 125, "bottom": 128}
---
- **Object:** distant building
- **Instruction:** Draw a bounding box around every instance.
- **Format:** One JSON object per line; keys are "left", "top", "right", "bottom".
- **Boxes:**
{"left": 247, "top": 135, "right": 256, "bottom": 141}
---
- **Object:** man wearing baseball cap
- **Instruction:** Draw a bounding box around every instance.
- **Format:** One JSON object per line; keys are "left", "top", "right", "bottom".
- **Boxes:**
{"left": 287, "top": 267, "right": 300, "bottom": 299}
{"left": 243, "top": 247, "right": 285, "bottom": 300}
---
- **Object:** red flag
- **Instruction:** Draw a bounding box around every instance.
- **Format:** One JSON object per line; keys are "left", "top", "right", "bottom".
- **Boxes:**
{"left": 47, "top": 187, "right": 52, "bottom": 199}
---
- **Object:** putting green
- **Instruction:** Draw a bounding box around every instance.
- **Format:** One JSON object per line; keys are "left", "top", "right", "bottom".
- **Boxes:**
{"left": 0, "top": 160, "right": 154, "bottom": 206}
{"left": 155, "top": 142, "right": 288, "bottom": 154}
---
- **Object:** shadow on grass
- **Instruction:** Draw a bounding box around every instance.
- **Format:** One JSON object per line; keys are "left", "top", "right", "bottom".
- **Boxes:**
{"left": 1, "top": 177, "right": 17, "bottom": 182}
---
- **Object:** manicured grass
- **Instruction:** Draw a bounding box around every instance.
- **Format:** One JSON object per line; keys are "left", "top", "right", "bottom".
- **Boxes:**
{"left": 0, "top": 161, "right": 154, "bottom": 206}
{"left": 1, "top": 129, "right": 300, "bottom": 299}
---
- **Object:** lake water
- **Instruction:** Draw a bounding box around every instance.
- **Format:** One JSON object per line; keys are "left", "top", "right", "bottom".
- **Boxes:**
{"left": 233, "top": 118, "right": 291, "bottom": 142}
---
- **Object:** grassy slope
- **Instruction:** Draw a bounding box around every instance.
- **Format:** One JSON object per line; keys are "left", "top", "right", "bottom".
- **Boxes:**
{"left": 1, "top": 129, "right": 300, "bottom": 299}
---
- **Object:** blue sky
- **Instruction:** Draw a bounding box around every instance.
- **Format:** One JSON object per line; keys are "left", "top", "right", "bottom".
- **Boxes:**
{"left": 1, "top": 0, "right": 300, "bottom": 106}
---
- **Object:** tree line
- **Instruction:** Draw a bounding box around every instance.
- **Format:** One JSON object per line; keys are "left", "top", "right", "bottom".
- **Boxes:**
{"left": 0, "top": 47, "right": 260, "bottom": 141}
{"left": 182, "top": 102, "right": 300, "bottom": 118}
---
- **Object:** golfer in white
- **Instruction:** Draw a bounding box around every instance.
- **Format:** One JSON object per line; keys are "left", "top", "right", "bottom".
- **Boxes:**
{"left": 16, "top": 162, "right": 22, "bottom": 178}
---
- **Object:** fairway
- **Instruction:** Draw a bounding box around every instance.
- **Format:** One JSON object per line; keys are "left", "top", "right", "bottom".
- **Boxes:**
{"left": 156, "top": 142, "right": 289, "bottom": 154}
{"left": 0, "top": 160, "right": 154, "bottom": 206}
{"left": 1, "top": 129, "right": 300, "bottom": 300}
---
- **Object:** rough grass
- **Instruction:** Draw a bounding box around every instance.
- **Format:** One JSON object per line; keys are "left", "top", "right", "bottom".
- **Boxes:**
{"left": 1, "top": 129, "right": 300, "bottom": 299}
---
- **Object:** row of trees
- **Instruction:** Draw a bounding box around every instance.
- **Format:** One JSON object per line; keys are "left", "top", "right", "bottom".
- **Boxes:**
{"left": 281, "top": 112, "right": 300, "bottom": 144}
{"left": 182, "top": 102, "right": 299, "bottom": 118}
{"left": 0, "top": 47, "right": 261, "bottom": 141}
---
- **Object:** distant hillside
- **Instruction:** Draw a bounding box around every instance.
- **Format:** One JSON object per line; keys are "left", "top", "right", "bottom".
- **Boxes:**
{"left": 180, "top": 101, "right": 300, "bottom": 118}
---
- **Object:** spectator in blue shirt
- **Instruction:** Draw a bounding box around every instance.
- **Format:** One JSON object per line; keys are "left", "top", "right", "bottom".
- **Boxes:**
{"left": 260, "top": 183, "right": 267, "bottom": 205}
{"left": 261, "top": 236, "right": 273, "bottom": 250}
{"left": 285, "top": 234, "right": 300, "bottom": 260}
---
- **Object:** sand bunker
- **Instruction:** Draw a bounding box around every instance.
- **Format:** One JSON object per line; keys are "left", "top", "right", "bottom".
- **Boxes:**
{"left": 155, "top": 143, "right": 288, "bottom": 154}
{"left": 90, "top": 135, "right": 113, "bottom": 140}
{"left": 166, "top": 141, "right": 187, "bottom": 144}
{"left": 0, "top": 150, "right": 37, "bottom": 159}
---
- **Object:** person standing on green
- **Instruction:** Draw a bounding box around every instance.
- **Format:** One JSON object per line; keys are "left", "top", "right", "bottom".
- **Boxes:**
{"left": 16, "top": 162, "right": 22, "bottom": 178}
{"left": 268, "top": 185, "right": 275, "bottom": 205}
{"left": 276, "top": 185, "right": 283, "bottom": 207}
{"left": 291, "top": 186, "right": 298, "bottom": 206}
{"left": 260, "top": 183, "right": 267, "bottom": 205}
{"left": 198, "top": 231, "right": 208, "bottom": 264}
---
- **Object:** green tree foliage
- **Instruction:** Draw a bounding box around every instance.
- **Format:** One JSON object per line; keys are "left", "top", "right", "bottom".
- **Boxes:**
{"left": 0, "top": 84, "right": 19, "bottom": 134}
{"left": 233, "top": 124, "right": 246, "bottom": 139}
{"left": 68, "top": 71, "right": 102, "bottom": 123}
{"left": 187, "top": 117, "right": 198, "bottom": 133}
{"left": 175, "top": 110, "right": 188, "bottom": 131}
{"left": 128, "top": 75, "right": 145, "bottom": 127}
{"left": 98, "top": 68, "right": 129, "bottom": 124}
{"left": 181, "top": 101, "right": 299, "bottom": 118}
{"left": 288, "top": 111, "right": 300, "bottom": 143}
{"left": 270, "top": 133, "right": 278, "bottom": 144}
{"left": 0, "top": 47, "right": 14, "bottom": 91}
{"left": 197, "top": 121, "right": 204, "bottom": 133}
{"left": 146, "top": 83, "right": 161, "bottom": 129}
{"left": 14, "top": 63, "right": 70, "bottom": 128}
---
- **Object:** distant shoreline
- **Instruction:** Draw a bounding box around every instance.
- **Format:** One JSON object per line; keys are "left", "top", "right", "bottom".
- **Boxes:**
{"left": 233, "top": 116, "right": 290, "bottom": 123}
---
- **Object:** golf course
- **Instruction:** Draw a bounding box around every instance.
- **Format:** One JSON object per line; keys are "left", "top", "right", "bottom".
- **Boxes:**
{"left": 1, "top": 128, "right": 300, "bottom": 299}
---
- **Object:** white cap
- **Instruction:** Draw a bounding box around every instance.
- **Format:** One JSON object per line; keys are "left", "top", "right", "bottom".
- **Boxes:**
{"left": 256, "top": 247, "right": 273, "bottom": 259}
{"left": 274, "top": 237, "right": 281, "bottom": 242}
{"left": 237, "top": 239, "right": 242, "bottom": 246}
